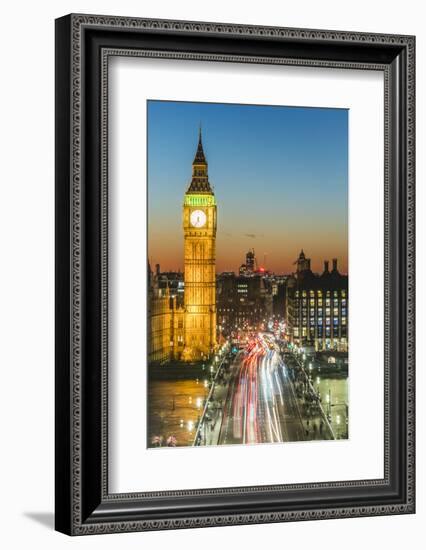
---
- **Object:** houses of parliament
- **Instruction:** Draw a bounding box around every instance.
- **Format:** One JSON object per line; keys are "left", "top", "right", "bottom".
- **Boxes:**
{"left": 148, "top": 130, "right": 218, "bottom": 363}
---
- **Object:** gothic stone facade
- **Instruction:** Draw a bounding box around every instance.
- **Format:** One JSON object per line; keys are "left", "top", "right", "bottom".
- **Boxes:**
{"left": 148, "top": 131, "right": 217, "bottom": 363}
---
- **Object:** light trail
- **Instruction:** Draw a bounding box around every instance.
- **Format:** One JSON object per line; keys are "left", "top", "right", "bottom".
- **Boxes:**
{"left": 219, "top": 331, "right": 323, "bottom": 445}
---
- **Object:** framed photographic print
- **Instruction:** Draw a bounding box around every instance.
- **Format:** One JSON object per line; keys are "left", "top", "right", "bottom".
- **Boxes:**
{"left": 55, "top": 14, "right": 415, "bottom": 535}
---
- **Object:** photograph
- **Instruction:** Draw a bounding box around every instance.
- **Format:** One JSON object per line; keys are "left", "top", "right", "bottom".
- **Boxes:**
{"left": 147, "top": 100, "right": 349, "bottom": 448}
{"left": 52, "top": 10, "right": 415, "bottom": 538}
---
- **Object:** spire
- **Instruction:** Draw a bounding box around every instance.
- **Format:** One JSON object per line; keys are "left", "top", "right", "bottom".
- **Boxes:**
{"left": 193, "top": 124, "right": 207, "bottom": 165}
{"left": 186, "top": 127, "right": 213, "bottom": 194}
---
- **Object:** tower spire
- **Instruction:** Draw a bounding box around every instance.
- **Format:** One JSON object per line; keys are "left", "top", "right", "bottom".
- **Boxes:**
{"left": 193, "top": 124, "right": 207, "bottom": 165}
{"left": 187, "top": 127, "right": 212, "bottom": 194}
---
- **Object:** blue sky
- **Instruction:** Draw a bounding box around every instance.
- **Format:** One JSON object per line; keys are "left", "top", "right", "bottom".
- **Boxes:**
{"left": 147, "top": 100, "right": 348, "bottom": 274}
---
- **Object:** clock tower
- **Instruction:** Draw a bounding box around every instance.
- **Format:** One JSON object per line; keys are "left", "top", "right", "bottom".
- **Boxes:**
{"left": 182, "top": 129, "right": 217, "bottom": 361}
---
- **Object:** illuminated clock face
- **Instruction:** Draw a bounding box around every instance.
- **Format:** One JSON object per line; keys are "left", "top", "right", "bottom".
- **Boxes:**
{"left": 190, "top": 209, "right": 207, "bottom": 228}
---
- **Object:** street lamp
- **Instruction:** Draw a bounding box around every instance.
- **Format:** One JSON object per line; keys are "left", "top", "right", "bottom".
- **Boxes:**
{"left": 325, "top": 389, "right": 332, "bottom": 420}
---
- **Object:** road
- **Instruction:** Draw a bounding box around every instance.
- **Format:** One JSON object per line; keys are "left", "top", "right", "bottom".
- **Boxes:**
{"left": 218, "top": 335, "right": 309, "bottom": 445}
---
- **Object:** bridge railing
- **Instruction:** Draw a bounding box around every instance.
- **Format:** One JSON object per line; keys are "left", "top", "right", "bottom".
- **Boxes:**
{"left": 290, "top": 352, "right": 336, "bottom": 440}
{"left": 193, "top": 354, "right": 228, "bottom": 446}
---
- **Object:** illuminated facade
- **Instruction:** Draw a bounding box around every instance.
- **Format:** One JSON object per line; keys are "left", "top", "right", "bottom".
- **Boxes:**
{"left": 147, "top": 267, "right": 184, "bottom": 362}
{"left": 286, "top": 251, "right": 348, "bottom": 352}
{"left": 147, "top": 131, "right": 218, "bottom": 363}
{"left": 147, "top": 264, "right": 184, "bottom": 363}
{"left": 217, "top": 272, "right": 272, "bottom": 334}
{"left": 182, "top": 130, "right": 217, "bottom": 360}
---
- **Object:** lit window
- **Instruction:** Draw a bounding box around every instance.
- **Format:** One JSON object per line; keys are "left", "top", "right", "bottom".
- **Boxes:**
{"left": 326, "top": 308, "right": 330, "bottom": 316}
{"left": 318, "top": 299, "right": 323, "bottom": 307}
{"left": 341, "top": 290, "right": 346, "bottom": 298}
{"left": 326, "top": 299, "right": 331, "bottom": 307}
{"left": 333, "top": 308, "right": 339, "bottom": 316}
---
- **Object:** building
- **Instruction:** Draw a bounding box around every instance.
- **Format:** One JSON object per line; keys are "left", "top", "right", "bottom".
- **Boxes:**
{"left": 153, "top": 266, "right": 184, "bottom": 308}
{"left": 217, "top": 249, "right": 275, "bottom": 334}
{"left": 217, "top": 272, "right": 268, "bottom": 334}
{"left": 272, "top": 277, "right": 289, "bottom": 319}
{"left": 182, "top": 129, "right": 217, "bottom": 360}
{"left": 147, "top": 264, "right": 184, "bottom": 362}
{"left": 239, "top": 249, "right": 256, "bottom": 275}
{"left": 217, "top": 270, "right": 273, "bottom": 335}
{"left": 285, "top": 250, "right": 348, "bottom": 352}
{"left": 148, "top": 130, "right": 218, "bottom": 364}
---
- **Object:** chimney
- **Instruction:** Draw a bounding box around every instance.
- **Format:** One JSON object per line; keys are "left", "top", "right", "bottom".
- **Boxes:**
{"left": 155, "top": 263, "right": 160, "bottom": 276}
{"left": 307, "top": 258, "right": 311, "bottom": 271}
{"left": 332, "top": 258, "right": 338, "bottom": 271}
{"left": 324, "top": 260, "right": 329, "bottom": 273}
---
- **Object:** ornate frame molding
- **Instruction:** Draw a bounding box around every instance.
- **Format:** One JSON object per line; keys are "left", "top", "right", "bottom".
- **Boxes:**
{"left": 55, "top": 14, "right": 415, "bottom": 535}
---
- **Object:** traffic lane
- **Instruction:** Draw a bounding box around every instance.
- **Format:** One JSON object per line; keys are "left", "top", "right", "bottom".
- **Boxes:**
{"left": 258, "top": 350, "right": 306, "bottom": 443}
{"left": 219, "top": 348, "right": 262, "bottom": 445}
{"left": 219, "top": 347, "right": 303, "bottom": 444}
{"left": 218, "top": 353, "right": 244, "bottom": 445}
{"left": 218, "top": 343, "right": 320, "bottom": 445}
{"left": 274, "top": 360, "right": 308, "bottom": 442}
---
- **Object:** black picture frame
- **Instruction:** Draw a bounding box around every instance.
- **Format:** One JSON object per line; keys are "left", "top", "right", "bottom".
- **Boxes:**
{"left": 55, "top": 13, "right": 415, "bottom": 535}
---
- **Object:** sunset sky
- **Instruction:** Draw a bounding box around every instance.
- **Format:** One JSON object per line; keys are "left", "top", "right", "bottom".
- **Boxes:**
{"left": 147, "top": 100, "right": 348, "bottom": 275}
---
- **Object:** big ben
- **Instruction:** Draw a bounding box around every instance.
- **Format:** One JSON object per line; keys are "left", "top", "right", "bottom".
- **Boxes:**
{"left": 182, "top": 129, "right": 217, "bottom": 361}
